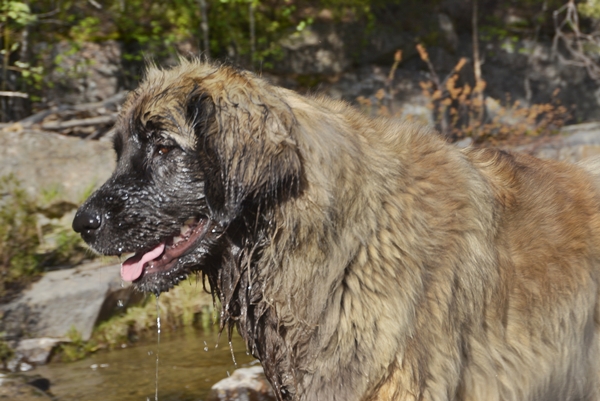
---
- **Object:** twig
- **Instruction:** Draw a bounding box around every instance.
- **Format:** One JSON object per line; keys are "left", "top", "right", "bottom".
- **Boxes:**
{"left": 42, "top": 115, "right": 117, "bottom": 130}
{"left": 384, "top": 50, "right": 403, "bottom": 113}
{"left": 472, "top": 0, "right": 484, "bottom": 133}
{"left": 70, "top": 91, "right": 127, "bottom": 112}
{"left": 0, "top": 91, "right": 28, "bottom": 98}
{"left": 17, "top": 91, "right": 126, "bottom": 125}
{"left": 249, "top": 1, "right": 256, "bottom": 68}
{"left": 552, "top": 0, "right": 600, "bottom": 81}
{"left": 88, "top": 0, "right": 102, "bottom": 9}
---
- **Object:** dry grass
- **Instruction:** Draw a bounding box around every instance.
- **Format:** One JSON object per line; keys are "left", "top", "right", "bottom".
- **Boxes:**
{"left": 358, "top": 44, "right": 571, "bottom": 146}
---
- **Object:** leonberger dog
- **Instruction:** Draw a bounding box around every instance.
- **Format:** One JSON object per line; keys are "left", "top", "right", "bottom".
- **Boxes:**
{"left": 73, "top": 60, "right": 600, "bottom": 401}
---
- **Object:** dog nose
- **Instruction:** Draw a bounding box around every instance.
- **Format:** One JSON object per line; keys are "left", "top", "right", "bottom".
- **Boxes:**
{"left": 72, "top": 209, "right": 102, "bottom": 233}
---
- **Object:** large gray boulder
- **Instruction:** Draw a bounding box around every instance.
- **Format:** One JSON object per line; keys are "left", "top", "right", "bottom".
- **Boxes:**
{"left": 0, "top": 261, "right": 134, "bottom": 342}
{"left": 0, "top": 128, "right": 115, "bottom": 203}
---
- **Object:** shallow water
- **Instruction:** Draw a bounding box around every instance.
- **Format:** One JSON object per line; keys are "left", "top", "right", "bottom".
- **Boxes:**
{"left": 30, "top": 328, "right": 256, "bottom": 401}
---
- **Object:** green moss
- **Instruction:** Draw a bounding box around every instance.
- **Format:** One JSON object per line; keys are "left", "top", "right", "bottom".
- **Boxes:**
{"left": 57, "top": 326, "right": 99, "bottom": 362}
{"left": 93, "top": 280, "right": 217, "bottom": 349}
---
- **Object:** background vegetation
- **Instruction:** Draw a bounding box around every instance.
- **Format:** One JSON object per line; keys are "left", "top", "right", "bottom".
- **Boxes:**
{"left": 2, "top": 0, "right": 599, "bottom": 119}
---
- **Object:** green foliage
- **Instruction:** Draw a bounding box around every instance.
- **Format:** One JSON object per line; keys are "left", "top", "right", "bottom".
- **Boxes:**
{"left": 0, "top": 175, "right": 40, "bottom": 299}
{"left": 579, "top": 0, "right": 600, "bottom": 19}
{"left": 0, "top": 2, "right": 43, "bottom": 87}
{"left": 0, "top": 0, "right": 36, "bottom": 26}
{"left": 0, "top": 333, "right": 14, "bottom": 365}
{"left": 57, "top": 326, "right": 98, "bottom": 362}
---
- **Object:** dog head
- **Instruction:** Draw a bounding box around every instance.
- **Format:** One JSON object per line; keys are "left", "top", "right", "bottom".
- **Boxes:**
{"left": 72, "top": 60, "right": 302, "bottom": 294}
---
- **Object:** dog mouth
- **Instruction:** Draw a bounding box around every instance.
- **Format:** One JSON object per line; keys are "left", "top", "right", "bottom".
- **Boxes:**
{"left": 120, "top": 217, "right": 214, "bottom": 282}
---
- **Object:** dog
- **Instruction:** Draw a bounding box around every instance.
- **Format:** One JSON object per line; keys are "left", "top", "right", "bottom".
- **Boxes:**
{"left": 73, "top": 59, "right": 600, "bottom": 401}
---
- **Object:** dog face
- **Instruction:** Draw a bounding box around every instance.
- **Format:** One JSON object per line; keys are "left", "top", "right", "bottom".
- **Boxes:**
{"left": 72, "top": 61, "right": 301, "bottom": 294}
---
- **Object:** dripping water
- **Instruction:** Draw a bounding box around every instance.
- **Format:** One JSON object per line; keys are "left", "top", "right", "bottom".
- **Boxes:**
{"left": 155, "top": 295, "right": 161, "bottom": 401}
{"left": 229, "top": 341, "right": 237, "bottom": 367}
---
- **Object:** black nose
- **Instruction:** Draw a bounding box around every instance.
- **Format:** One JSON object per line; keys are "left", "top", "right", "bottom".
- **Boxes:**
{"left": 72, "top": 209, "right": 102, "bottom": 233}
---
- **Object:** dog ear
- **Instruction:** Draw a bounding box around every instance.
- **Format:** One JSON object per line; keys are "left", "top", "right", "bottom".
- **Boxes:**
{"left": 187, "top": 82, "right": 302, "bottom": 224}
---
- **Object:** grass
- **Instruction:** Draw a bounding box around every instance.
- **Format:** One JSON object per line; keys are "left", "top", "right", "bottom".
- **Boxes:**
{"left": 358, "top": 44, "right": 570, "bottom": 146}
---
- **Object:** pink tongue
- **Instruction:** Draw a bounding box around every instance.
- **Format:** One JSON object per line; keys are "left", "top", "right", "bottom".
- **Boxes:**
{"left": 121, "top": 243, "right": 166, "bottom": 282}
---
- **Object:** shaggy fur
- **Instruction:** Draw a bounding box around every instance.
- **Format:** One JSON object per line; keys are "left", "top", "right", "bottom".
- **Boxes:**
{"left": 73, "top": 60, "right": 600, "bottom": 401}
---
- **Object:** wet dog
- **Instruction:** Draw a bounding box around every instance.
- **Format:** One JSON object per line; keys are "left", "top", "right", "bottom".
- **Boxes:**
{"left": 73, "top": 60, "right": 600, "bottom": 401}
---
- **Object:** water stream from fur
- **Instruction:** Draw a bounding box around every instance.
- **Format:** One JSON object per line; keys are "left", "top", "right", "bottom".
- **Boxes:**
{"left": 155, "top": 295, "right": 161, "bottom": 401}
{"left": 229, "top": 341, "right": 237, "bottom": 367}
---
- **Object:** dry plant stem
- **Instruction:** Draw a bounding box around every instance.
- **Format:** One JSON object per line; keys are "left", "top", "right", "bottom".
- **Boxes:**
{"left": 385, "top": 50, "right": 403, "bottom": 114}
{"left": 552, "top": 0, "right": 600, "bottom": 81}
{"left": 417, "top": 44, "right": 448, "bottom": 135}
{"left": 249, "top": 1, "right": 256, "bottom": 68}
{"left": 198, "top": 0, "right": 210, "bottom": 58}
{"left": 2, "top": 17, "right": 8, "bottom": 93}
{"left": 472, "top": 0, "right": 484, "bottom": 139}
{"left": 2, "top": 9, "right": 9, "bottom": 122}
{"left": 418, "top": 43, "right": 468, "bottom": 138}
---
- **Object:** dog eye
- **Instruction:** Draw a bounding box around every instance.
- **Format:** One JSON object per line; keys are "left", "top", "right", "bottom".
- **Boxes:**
{"left": 155, "top": 146, "right": 172, "bottom": 156}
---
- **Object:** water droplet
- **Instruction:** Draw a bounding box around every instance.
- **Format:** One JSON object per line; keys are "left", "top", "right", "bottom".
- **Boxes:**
{"left": 229, "top": 341, "right": 237, "bottom": 366}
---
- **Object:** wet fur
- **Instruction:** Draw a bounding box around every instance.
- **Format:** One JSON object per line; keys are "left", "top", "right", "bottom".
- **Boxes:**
{"left": 77, "top": 60, "right": 600, "bottom": 401}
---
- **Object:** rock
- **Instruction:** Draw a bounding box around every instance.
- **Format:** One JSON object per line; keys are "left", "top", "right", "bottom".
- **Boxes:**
{"left": 0, "top": 373, "right": 53, "bottom": 400}
{"left": 7, "top": 338, "right": 62, "bottom": 371}
{"left": 438, "top": 13, "right": 459, "bottom": 52}
{"left": 0, "top": 128, "right": 115, "bottom": 204}
{"left": 44, "top": 40, "right": 122, "bottom": 105}
{"left": 208, "top": 366, "right": 275, "bottom": 401}
{"left": 518, "top": 122, "right": 600, "bottom": 163}
{"left": 0, "top": 261, "right": 142, "bottom": 344}
{"left": 279, "top": 25, "right": 349, "bottom": 74}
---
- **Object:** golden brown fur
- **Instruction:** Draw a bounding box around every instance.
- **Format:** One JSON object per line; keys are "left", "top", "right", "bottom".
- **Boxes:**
{"left": 119, "top": 61, "right": 600, "bottom": 400}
